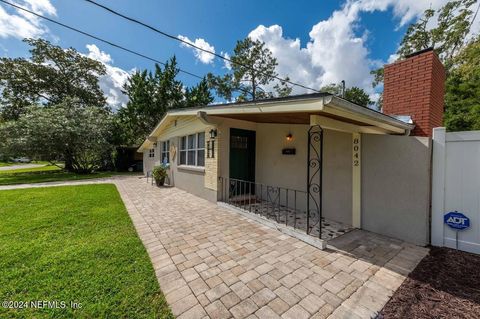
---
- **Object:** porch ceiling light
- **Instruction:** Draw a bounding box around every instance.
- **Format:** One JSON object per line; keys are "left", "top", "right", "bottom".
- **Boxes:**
{"left": 286, "top": 133, "right": 293, "bottom": 141}
{"left": 209, "top": 129, "right": 218, "bottom": 139}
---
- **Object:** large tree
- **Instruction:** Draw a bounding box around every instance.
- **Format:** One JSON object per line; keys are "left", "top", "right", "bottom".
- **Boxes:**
{"left": 370, "top": 0, "right": 479, "bottom": 130}
{"left": 117, "top": 57, "right": 213, "bottom": 145}
{"left": 0, "top": 99, "right": 113, "bottom": 173}
{"left": 371, "top": 0, "right": 476, "bottom": 84}
{"left": 207, "top": 37, "right": 292, "bottom": 101}
{"left": 444, "top": 36, "right": 480, "bottom": 131}
{"left": 0, "top": 38, "right": 107, "bottom": 121}
{"left": 396, "top": 0, "right": 476, "bottom": 68}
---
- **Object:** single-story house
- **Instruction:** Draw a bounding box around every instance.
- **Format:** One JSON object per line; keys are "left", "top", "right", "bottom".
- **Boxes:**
{"left": 138, "top": 48, "right": 444, "bottom": 248}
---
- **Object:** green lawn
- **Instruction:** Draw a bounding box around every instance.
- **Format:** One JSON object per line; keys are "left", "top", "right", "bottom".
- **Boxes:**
{"left": 0, "top": 170, "right": 114, "bottom": 185}
{"left": 0, "top": 162, "right": 14, "bottom": 167}
{"left": 0, "top": 165, "right": 62, "bottom": 174}
{"left": 0, "top": 184, "right": 173, "bottom": 319}
{"left": 0, "top": 161, "right": 52, "bottom": 167}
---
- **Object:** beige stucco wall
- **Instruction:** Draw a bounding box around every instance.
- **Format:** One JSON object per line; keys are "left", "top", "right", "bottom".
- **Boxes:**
{"left": 143, "top": 116, "right": 353, "bottom": 224}
{"left": 361, "top": 134, "right": 431, "bottom": 245}
{"left": 256, "top": 124, "right": 308, "bottom": 191}
{"left": 255, "top": 125, "right": 352, "bottom": 225}
{"left": 142, "top": 116, "right": 217, "bottom": 202}
{"left": 323, "top": 130, "right": 353, "bottom": 225}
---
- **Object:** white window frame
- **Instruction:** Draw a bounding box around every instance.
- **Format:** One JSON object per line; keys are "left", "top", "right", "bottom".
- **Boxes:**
{"left": 179, "top": 132, "right": 205, "bottom": 167}
{"left": 161, "top": 140, "right": 170, "bottom": 164}
{"left": 148, "top": 148, "right": 155, "bottom": 158}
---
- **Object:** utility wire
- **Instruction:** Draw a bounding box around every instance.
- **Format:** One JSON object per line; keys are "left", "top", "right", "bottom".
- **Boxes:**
{"left": 0, "top": 0, "right": 252, "bottom": 96}
{"left": 84, "top": 0, "right": 320, "bottom": 93}
{"left": 469, "top": 0, "right": 480, "bottom": 30}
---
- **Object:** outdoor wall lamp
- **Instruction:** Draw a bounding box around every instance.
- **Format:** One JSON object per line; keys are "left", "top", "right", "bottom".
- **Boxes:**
{"left": 207, "top": 129, "right": 217, "bottom": 159}
{"left": 286, "top": 133, "right": 293, "bottom": 141}
{"left": 209, "top": 129, "right": 218, "bottom": 139}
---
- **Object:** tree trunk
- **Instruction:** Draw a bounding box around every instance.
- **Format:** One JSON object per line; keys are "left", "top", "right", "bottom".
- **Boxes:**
{"left": 64, "top": 150, "right": 74, "bottom": 171}
{"left": 251, "top": 74, "right": 256, "bottom": 101}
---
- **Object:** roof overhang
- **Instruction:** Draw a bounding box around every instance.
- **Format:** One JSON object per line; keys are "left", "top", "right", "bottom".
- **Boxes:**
{"left": 137, "top": 95, "right": 414, "bottom": 152}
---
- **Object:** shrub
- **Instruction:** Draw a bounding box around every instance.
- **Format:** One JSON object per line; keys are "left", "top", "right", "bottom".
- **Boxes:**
{"left": 152, "top": 165, "right": 167, "bottom": 183}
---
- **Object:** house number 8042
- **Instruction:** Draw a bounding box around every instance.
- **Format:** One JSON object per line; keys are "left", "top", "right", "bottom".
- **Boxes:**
{"left": 353, "top": 137, "right": 360, "bottom": 167}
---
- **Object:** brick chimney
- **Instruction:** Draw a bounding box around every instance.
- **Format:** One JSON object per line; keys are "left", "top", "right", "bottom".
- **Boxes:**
{"left": 383, "top": 48, "right": 445, "bottom": 137}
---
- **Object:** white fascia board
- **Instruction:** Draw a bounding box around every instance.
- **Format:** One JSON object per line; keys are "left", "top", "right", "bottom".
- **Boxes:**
{"left": 169, "top": 98, "right": 325, "bottom": 116}
{"left": 324, "top": 96, "right": 414, "bottom": 134}
{"left": 138, "top": 114, "right": 176, "bottom": 152}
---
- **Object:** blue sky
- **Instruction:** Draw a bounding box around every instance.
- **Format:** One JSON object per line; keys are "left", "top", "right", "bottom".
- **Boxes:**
{"left": 0, "top": 0, "right": 454, "bottom": 108}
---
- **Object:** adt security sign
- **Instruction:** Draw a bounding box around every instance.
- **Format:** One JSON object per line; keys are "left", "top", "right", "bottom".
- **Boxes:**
{"left": 444, "top": 211, "right": 470, "bottom": 230}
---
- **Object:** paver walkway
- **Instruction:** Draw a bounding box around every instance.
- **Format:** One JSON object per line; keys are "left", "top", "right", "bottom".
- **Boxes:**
{"left": 114, "top": 177, "right": 429, "bottom": 319}
{"left": 1, "top": 176, "right": 429, "bottom": 318}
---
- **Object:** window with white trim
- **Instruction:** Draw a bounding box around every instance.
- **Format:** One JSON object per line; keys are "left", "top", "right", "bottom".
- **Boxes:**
{"left": 149, "top": 148, "right": 155, "bottom": 158}
{"left": 179, "top": 132, "right": 205, "bottom": 166}
{"left": 161, "top": 140, "right": 170, "bottom": 164}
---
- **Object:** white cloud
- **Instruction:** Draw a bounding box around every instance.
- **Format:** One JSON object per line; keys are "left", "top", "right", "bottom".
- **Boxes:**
{"left": 247, "top": 0, "right": 457, "bottom": 98}
{"left": 360, "top": 0, "right": 450, "bottom": 27}
{"left": 248, "top": 25, "right": 323, "bottom": 94}
{"left": 85, "top": 44, "right": 131, "bottom": 109}
{"left": 0, "top": 0, "right": 56, "bottom": 39}
{"left": 86, "top": 44, "right": 112, "bottom": 64}
{"left": 178, "top": 35, "right": 215, "bottom": 64}
{"left": 387, "top": 53, "right": 399, "bottom": 64}
{"left": 221, "top": 51, "right": 232, "bottom": 70}
{"left": 23, "top": 0, "right": 56, "bottom": 16}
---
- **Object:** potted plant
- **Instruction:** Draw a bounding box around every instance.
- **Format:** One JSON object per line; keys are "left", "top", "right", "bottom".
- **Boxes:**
{"left": 152, "top": 165, "right": 168, "bottom": 186}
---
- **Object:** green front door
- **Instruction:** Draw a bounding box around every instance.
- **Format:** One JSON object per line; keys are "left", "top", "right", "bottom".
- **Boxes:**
{"left": 229, "top": 128, "right": 256, "bottom": 183}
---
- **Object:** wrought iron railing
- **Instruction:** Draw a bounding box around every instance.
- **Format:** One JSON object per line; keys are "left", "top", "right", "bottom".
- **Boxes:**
{"left": 218, "top": 177, "right": 322, "bottom": 238}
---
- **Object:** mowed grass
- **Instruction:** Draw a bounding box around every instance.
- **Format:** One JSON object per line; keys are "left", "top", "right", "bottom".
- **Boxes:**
{"left": 0, "top": 169, "right": 114, "bottom": 185}
{"left": 0, "top": 165, "right": 62, "bottom": 174}
{"left": 0, "top": 162, "right": 14, "bottom": 167}
{"left": 0, "top": 184, "right": 173, "bottom": 319}
{"left": 0, "top": 161, "right": 52, "bottom": 167}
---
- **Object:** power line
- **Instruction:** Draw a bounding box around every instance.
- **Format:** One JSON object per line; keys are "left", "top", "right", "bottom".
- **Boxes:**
{"left": 84, "top": 0, "right": 321, "bottom": 93}
{"left": 469, "top": 0, "right": 480, "bottom": 30}
{"left": 0, "top": 0, "right": 252, "bottom": 96}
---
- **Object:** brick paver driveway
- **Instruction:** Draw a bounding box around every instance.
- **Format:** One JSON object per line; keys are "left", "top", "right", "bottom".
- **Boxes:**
{"left": 115, "top": 177, "right": 428, "bottom": 319}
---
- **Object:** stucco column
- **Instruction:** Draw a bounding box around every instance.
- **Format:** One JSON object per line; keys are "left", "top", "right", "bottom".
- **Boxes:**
{"left": 352, "top": 133, "right": 361, "bottom": 228}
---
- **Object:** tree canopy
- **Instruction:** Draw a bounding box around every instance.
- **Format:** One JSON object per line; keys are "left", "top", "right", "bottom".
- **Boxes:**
{"left": 1, "top": 99, "right": 113, "bottom": 173}
{"left": 370, "top": 0, "right": 479, "bottom": 130}
{"left": 0, "top": 38, "right": 107, "bottom": 121}
{"left": 207, "top": 37, "right": 292, "bottom": 101}
{"left": 444, "top": 36, "right": 480, "bottom": 131}
{"left": 397, "top": 0, "right": 476, "bottom": 68}
{"left": 0, "top": 39, "right": 215, "bottom": 170}
{"left": 116, "top": 57, "right": 213, "bottom": 145}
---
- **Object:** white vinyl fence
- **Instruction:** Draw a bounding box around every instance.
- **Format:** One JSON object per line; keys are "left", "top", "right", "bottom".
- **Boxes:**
{"left": 432, "top": 127, "right": 480, "bottom": 254}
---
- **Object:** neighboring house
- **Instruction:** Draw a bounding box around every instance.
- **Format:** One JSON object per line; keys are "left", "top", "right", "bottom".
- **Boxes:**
{"left": 138, "top": 48, "right": 444, "bottom": 248}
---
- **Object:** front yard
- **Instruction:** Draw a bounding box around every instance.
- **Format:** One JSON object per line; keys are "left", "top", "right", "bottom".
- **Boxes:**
{"left": 0, "top": 184, "right": 173, "bottom": 318}
{"left": 0, "top": 169, "right": 114, "bottom": 185}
